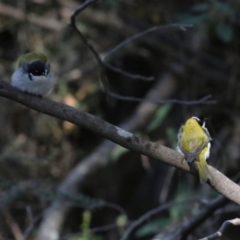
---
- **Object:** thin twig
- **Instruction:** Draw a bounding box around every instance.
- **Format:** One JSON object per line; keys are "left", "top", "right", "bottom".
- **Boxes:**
{"left": 5, "top": 212, "right": 24, "bottom": 240}
{"left": 103, "top": 24, "right": 193, "bottom": 61}
{"left": 103, "top": 25, "right": 184, "bottom": 80}
{"left": 70, "top": 0, "right": 103, "bottom": 67}
{"left": 70, "top": 0, "right": 215, "bottom": 105}
{"left": 153, "top": 173, "right": 240, "bottom": 240}
{"left": 120, "top": 198, "right": 200, "bottom": 240}
{"left": 107, "top": 92, "right": 216, "bottom": 105}
{"left": 198, "top": 218, "right": 240, "bottom": 240}
{"left": 58, "top": 191, "right": 127, "bottom": 216}
{"left": 23, "top": 199, "right": 126, "bottom": 240}
{"left": 69, "top": 0, "right": 153, "bottom": 81}
{"left": 104, "top": 63, "right": 154, "bottom": 81}
{"left": 24, "top": 213, "right": 43, "bottom": 240}
{"left": 60, "top": 223, "right": 118, "bottom": 240}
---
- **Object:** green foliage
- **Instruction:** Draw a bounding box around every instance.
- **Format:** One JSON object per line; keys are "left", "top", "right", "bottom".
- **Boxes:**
{"left": 178, "top": 13, "right": 208, "bottom": 25}
{"left": 215, "top": 23, "right": 233, "bottom": 43}
{"left": 135, "top": 218, "right": 170, "bottom": 238}
{"left": 107, "top": 0, "right": 120, "bottom": 8}
{"left": 166, "top": 127, "right": 178, "bottom": 149}
{"left": 178, "top": 1, "right": 235, "bottom": 42}
{"left": 169, "top": 202, "right": 186, "bottom": 222}
{"left": 146, "top": 104, "right": 172, "bottom": 133}
{"left": 111, "top": 145, "right": 130, "bottom": 161}
{"left": 77, "top": 212, "right": 126, "bottom": 240}
{"left": 170, "top": 187, "right": 198, "bottom": 221}
{"left": 78, "top": 211, "right": 103, "bottom": 240}
{"left": 116, "top": 214, "right": 128, "bottom": 235}
{"left": 79, "top": 210, "right": 92, "bottom": 240}
{"left": 60, "top": 192, "right": 105, "bottom": 209}
{"left": 214, "top": 2, "right": 236, "bottom": 15}
{"left": 191, "top": 3, "right": 209, "bottom": 12}
{"left": 134, "top": 190, "right": 199, "bottom": 238}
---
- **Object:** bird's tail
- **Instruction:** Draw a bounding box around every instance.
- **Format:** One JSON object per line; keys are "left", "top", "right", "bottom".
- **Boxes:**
{"left": 195, "top": 153, "right": 212, "bottom": 184}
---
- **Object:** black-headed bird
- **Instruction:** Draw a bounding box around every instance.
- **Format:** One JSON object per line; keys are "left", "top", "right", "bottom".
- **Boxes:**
{"left": 11, "top": 52, "right": 54, "bottom": 96}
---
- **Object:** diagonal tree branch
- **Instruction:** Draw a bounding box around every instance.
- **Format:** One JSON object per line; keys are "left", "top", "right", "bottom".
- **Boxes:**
{"left": 36, "top": 73, "right": 177, "bottom": 240}
{"left": 0, "top": 80, "right": 240, "bottom": 207}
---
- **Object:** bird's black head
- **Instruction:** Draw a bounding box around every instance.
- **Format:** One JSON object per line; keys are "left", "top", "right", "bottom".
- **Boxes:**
{"left": 28, "top": 60, "right": 47, "bottom": 76}
{"left": 192, "top": 116, "right": 207, "bottom": 127}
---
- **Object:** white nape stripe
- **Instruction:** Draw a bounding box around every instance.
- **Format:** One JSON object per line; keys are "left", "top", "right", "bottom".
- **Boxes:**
{"left": 192, "top": 116, "right": 206, "bottom": 128}
{"left": 192, "top": 116, "right": 200, "bottom": 121}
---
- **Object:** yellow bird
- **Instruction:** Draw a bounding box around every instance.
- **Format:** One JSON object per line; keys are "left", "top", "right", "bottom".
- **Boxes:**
{"left": 177, "top": 116, "right": 212, "bottom": 183}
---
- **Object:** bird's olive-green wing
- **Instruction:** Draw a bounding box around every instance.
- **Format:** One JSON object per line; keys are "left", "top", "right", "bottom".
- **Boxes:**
{"left": 179, "top": 136, "right": 207, "bottom": 163}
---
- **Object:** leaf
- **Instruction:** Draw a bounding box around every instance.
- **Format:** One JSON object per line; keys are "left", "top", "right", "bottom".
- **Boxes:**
{"left": 135, "top": 218, "right": 169, "bottom": 238}
{"left": 107, "top": 0, "right": 120, "bottom": 8}
{"left": 191, "top": 3, "right": 210, "bottom": 12}
{"left": 116, "top": 214, "right": 128, "bottom": 227}
{"left": 146, "top": 104, "right": 172, "bottom": 133}
{"left": 166, "top": 127, "right": 178, "bottom": 149}
{"left": 178, "top": 13, "right": 208, "bottom": 25}
{"left": 214, "top": 2, "right": 236, "bottom": 16}
{"left": 79, "top": 210, "right": 92, "bottom": 240}
{"left": 215, "top": 23, "right": 234, "bottom": 43}
{"left": 111, "top": 145, "right": 129, "bottom": 161}
{"left": 170, "top": 187, "right": 199, "bottom": 221}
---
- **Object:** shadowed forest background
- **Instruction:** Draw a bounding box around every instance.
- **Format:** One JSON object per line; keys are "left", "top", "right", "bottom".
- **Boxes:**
{"left": 0, "top": 0, "right": 240, "bottom": 239}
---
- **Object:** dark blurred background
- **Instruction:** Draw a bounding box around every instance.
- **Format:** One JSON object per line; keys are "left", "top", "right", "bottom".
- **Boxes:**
{"left": 0, "top": 0, "right": 240, "bottom": 239}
